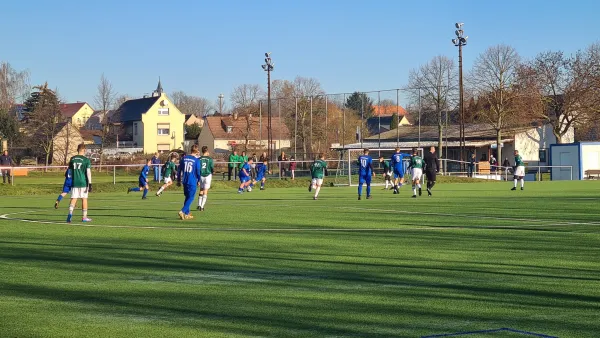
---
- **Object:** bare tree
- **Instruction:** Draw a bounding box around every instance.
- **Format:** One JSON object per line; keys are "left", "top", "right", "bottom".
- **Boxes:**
{"left": 0, "top": 62, "right": 30, "bottom": 111}
{"left": 114, "top": 94, "right": 129, "bottom": 109}
{"left": 470, "top": 45, "right": 522, "bottom": 162}
{"left": 408, "top": 55, "right": 457, "bottom": 158}
{"left": 171, "top": 91, "right": 212, "bottom": 116}
{"left": 230, "top": 84, "right": 264, "bottom": 116}
{"left": 94, "top": 74, "right": 117, "bottom": 166}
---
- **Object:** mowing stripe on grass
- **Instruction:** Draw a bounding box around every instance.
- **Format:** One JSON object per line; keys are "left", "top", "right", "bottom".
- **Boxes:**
{"left": 422, "top": 327, "right": 558, "bottom": 337}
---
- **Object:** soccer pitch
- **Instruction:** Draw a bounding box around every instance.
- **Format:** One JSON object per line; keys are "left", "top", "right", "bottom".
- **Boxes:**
{"left": 1, "top": 181, "right": 599, "bottom": 337}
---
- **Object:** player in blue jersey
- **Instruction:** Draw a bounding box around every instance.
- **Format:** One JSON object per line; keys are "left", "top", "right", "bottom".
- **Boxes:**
{"left": 177, "top": 145, "right": 201, "bottom": 220}
{"left": 238, "top": 158, "right": 254, "bottom": 193}
{"left": 54, "top": 168, "right": 73, "bottom": 209}
{"left": 390, "top": 147, "right": 410, "bottom": 194}
{"left": 127, "top": 159, "right": 151, "bottom": 199}
{"left": 251, "top": 158, "right": 270, "bottom": 190}
{"left": 357, "top": 149, "right": 375, "bottom": 200}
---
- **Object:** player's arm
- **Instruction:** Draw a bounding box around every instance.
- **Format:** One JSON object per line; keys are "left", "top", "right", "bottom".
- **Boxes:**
{"left": 86, "top": 161, "right": 93, "bottom": 192}
{"left": 210, "top": 159, "right": 214, "bottom": 175}
{"left": 177, "top": 161, "right": 183, "bottom": 185}
{"left": 369, "top": 161, "right": 375, "bottom": 176}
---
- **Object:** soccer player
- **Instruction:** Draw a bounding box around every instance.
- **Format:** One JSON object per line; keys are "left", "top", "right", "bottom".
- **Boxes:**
{"left": 251, "top": 158, "right": 270, "bottom": 190}
{"left": 66, "top": 143, "right": 92, "bottom": 223}
{"left": 423, "top": 146, "right": 439, "bottom": 196}
{"left": 409, "top": 148, "right": 424, "bottom": 198}
{"left": 390, "top": 147, "right": 410, "bottom": 194}
{"left": 197, "top": 146, "right": 214, "bottom": 211}
{"left": 511, "top": 149, "right": 525, "bottom": 191}
{"left": 177, "top": 144, "right": 201, "bottom": 220}
{"left": 127, "top": 159, "right": 151, "bottom": 199}
{"left": 54, "top": 168, "right": 73, "bottom": 209}
{"left": 379, "top": 156, "right": 392, "bottom": 190}
{"left": 309, "top": 153, "right": 327, "bottom": 200}
{"left": 357, "top": 149, "right": 375, "bottom": 200}
{"left": 238, "top": 157, "right": 253, "bottom": 193}
{"left": 156, "top": 154, "right": 177, "bottom": 196}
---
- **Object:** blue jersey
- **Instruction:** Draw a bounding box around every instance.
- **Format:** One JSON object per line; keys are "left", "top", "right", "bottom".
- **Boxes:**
{"left": 139, "top": 165, "right": 150, "bottom": 181}
{"left": 64, "top": 168, "right": 73, "bottom": 186}
{"left": 391, "top": 153, "right": 409, "bottom": 171}
{"left": 357, "top": 155, "right": 373, "bottom": 176}
{"left": 256, "top": 163, "right": 267, "bottom": 179}
{"left": 178, "top": 155, "right": 201, "bottom": 186}
{"left": 239, "top": 162, "right": 251, "bottom": 178}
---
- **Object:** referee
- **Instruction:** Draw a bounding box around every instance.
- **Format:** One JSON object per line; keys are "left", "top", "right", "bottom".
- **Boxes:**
{"left": 423, "top": 146, "right": 439, "bottom": 196}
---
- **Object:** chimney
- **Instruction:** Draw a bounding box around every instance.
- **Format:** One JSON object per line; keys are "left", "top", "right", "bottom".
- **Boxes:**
{"left": 248, "top": 113, "right": 253, "bottom": 119}
{"left": 233, "top": 112, "right": 239, "bottom": 120}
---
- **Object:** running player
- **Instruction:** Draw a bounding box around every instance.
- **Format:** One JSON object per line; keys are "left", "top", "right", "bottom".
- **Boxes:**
{"left": 66, "top": 143, "right": 92, "bottom": 223}
{"left": 156, "top": 154, "right": 177, "bottom": 196}
{"left": 128, "top": 159, "right": 151, "bottom": 199}
{"left": 251, "top": 158, "right": 270, "bottom": 190}
{"left": 357, "top": 149, "right": 375, "bottom": 200}
{"left": 379, "top": 156, "right": 392, "bottom": 190}
{"left": 177, "top": 145, "right": 201, "bottom": 220}
{"left": 197, "top": 146, "right": 214, "bottom": 211}
{"left": 409, "top": 148, "right": 424, "bottom": 198}
{"left": 309, "top": 153, "right": 327, "bottom": 200}
{"left": 238, "top": 158, "right": 253, "bottom": 193}
{"left": 55, "top": 168, "right": 73, "bottom": 209}
{"left": 511, "top": 149, "right": 525, "bottom": 191}
{"left": 390, "top": 147, "right": 410, "bottom": 194}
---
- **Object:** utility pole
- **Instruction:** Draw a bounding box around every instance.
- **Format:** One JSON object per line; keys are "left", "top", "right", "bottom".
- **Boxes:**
{"left": 262, "top": 53, "right": 274, "bottom": 161}
{"left": 218, "top": 93, "right": 224, "bottom": 115}
{"left": 453, "top": 23, "right": 468, "bottom": 167}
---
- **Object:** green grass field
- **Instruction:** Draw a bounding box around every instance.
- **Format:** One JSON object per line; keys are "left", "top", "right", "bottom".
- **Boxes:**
{"left": 1, "top": 181, "right": 599, "bottom": 337}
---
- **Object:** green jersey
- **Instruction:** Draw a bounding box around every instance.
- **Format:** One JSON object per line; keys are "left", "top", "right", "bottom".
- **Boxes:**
{"left": 69, "top": 155, "right": 91, "bottom": 188}
{"left": 228, "top": 154, "right": 238, "bottom": 168}
{"left": 410, "top": 155, "right": 424, "bottom": 169}
{"left": 381, "top": 160, "right": 391, "bottom": 172}
{"left": 239, "top": 155, "right": 248, "bottom": 169}
{"left": 515, "top": 154, "right": 524, "bottom": 167}
{"left": 199, "top": 156, "right": 214, "bottom": 177}
{"left": 163, "top": 161, "right": 176, "bottom": 178}
{"left": 310, "top": 159, "right": 327, "bottom": 179}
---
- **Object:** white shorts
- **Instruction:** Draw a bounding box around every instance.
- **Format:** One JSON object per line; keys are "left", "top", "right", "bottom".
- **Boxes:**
{"left": 71, "top": 187, "right": 89, "bottom": 199}
{"left": 311, "top": 178, "right": 323, "bottom": 186}
{"left": 411, "top": 168, "right": 423, "bottom": 181}
{"left": 200, "top": 175, "right": 212, "bottom": 190}
{"left": 164, "top": 177, "right": 172, "bottom": 184}
{"left": 514, "top": 166, "right": 525, "bottom": 177}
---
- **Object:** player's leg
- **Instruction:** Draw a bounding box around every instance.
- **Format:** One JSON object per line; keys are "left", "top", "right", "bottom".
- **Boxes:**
{"left": 82, "top": 196, "right": 91, "bottom": 222}
{"left": 512, "top": 174, "right": 518, "bottom": 190}
{"left": 128, "top": 185, "right": 141, "bottom": 193}
{"left": 358, "top": 176, "right": 364, "bottom": 199}
{"left": 314, "top": 179, "right": 322, "bottom": 199}
{"left": 142, "top": 183, "right": 149, "bottom": 199}
{"left": 67, "top": 196, "right": 77, "bottom": 223}
{"left": 366, "top": 175, "right": 372, "bottom": 198}
{"left": 179, "top": 185, "right": 190, "bottom": 219}
{"left": 55, "top": 191, "right": 68, "bottom": 209}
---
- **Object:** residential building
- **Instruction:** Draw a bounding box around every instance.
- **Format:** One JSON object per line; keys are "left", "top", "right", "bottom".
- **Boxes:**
{"left": 114, "top": 80, "right": 185, "bottom": 154}
{"left": 59, "top": 102, "right": 95, "bottom": 128}
{"left": 51, "top": 122, "right": 84, "bottom": 165}
{"left": 199, "top": 114, "right": 291, "bottom": 154}
{"left": 85, "top": 110, "right": 117, "bottom": 130}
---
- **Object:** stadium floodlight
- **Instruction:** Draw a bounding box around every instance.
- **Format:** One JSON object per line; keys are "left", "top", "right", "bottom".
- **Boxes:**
{"left": 455, "top": 22, "right": 463, "bottom": 28}
{"left": 455, "top": 30, "right": 460, "bottom": 37}
{"left": 452, "top": 22, "right": 468, "bottom": 167}
{"left": 452, "top": 39, "right": 458, "bottom": 45}
{"left": 262, "top": 52, "right": 275, "bottom": 164}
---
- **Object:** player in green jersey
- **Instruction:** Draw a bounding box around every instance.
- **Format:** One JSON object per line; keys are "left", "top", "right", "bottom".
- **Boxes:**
{"left": 309, "top": 153, "right": 327, "bottom": 200}
{"left": 156, "top": 154, "right": 178, "bottom": 196}
{"left": 197, "top": 146, "right": 214, "bottom": 211}
{"left": 409, "top": 148, "right": 424, "bottom": 198}
{"left": 66, "top": 143, "right": 92, "bottom": 223}
{"left": 379, "top": 156, "right": 392, "bottom": 190}
{"left": 511, "top": 149, "right": 525, "bottom": 191}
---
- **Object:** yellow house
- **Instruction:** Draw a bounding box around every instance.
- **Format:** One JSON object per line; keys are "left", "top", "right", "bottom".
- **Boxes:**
{"left": 52, "top": 122, "right": 84, "bottom": 165}
{"left": 115, "top": 82, "right": 185, "bottom": 154}
{"left": 59, "top": 102, "right": 95, "bottom": 128}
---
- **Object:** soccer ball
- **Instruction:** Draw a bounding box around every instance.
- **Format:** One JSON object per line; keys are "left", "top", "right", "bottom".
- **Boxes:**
{"left": 247, "top": 187, "right": 252, "bottom": 192}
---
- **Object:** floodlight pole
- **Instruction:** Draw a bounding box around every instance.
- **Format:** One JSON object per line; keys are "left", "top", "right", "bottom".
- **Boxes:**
{"left": 262, "top": 53, "right": 274, "bottom": 162}
{"left": 453, "top": 23, "right": 468, "bottom": 168}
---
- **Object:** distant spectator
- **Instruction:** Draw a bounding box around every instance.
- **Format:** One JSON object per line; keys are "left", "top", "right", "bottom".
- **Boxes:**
{"left": 490, "top": 155, "right": 498, "bottom": 173}
{"left": 468, "top": 153, "right": 476, "bottom": 178}
{"left": 239, "top": 151, "right": 248, "bottom": 169}
{"left": 503, "top": 157, "right": 511, "bottom": 177}
{"left": 0, "top": 150, "right": 13, "bottom": 184}
{"left": 228, "top": 149, "right": 239, "bottom": 181}
{"left": 151, "top": 152, "right": 161, "bottom": 182}
{"left": 289, "top": 156, "right": 297, "bottom": 180}
{"left": 259, "top": 151, "right": 268, "bottom": 162}
{"left": 277, "top": 151, "right": 288, "bottom": 178}
{"left": 250, "top": 153, "right": 258, "bottom": 179}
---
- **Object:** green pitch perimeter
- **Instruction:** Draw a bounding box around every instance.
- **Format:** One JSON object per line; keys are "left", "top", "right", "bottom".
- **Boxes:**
{"left": 0, "top": 181, "right": 599, "bottom": 337}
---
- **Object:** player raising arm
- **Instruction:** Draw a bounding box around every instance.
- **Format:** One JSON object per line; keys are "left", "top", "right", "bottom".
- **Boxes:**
{"left": 55, "top": 168, "right": 73, "bottom": 209}
{"left": 177, "top": 145, "right": 201, "bottom": 220}
{"left": 127, "top": 159, "right": 151, "bottom": 199}
{"left": 409, "top": 148, "right": 424, "bottom": 198}
{"left": 66, "top": 143, "right": 92, "bottom": 223}
{"left": 197, "top": 146, "right": 214, "bottom": 211}
{"left": 309, "top": 153, "right": 327, "bottom": 200}
{"left": 357, "top": 149, "right": 375, "bottom": 200}
{"left": 237, "top": 158, "right": 254, "bottom": 193}
{"left": 156, "top": 154, "right": 177, "bottom": 196}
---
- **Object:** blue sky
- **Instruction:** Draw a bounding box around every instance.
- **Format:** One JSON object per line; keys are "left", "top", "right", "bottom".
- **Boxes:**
{"left": 2, "top": 0, "right": 598, "bottom": 107}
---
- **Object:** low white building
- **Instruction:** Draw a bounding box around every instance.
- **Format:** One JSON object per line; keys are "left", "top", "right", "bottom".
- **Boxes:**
{"left": 549, "top": 142, "right": 600, "bottom": 180}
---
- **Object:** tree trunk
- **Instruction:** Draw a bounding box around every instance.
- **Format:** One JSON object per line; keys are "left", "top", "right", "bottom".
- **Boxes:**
{"left": 496, "top": 129, "right": 502, "bottom": 166}
{"left": 552, "top": 125, "right": 564, "bottom": 144}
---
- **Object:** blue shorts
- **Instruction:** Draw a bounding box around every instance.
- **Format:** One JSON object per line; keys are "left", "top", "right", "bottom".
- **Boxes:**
{"left": 393, "top": 167, "right": 404, "bottom": 179}
{"left": 139, "top": 178, "right": 147, "bottom": 187}
{"left": 240, "top": 176, "right": 250, "bottom": 183}
{"left": 255, "top": 175, "right": 265, "bottom": 182}
{"left": 62, "top": 182, "right": 72, "bottom": 194}
{"left": 359, "top": 175, "right": 372, "bottom": 185}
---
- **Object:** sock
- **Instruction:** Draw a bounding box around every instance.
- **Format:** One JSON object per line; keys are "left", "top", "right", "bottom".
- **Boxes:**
{"left": 315, "top": 186, "right": 321, "bottom": 198}
{"left": 201, "top": 195, "right": 207, "bottom": 208}
{"left": 366, "top": 185, "right": 371, "bottom": 196}
{"left": 157, "top": 187, "right": 164, "bottom": 195}
{"left": 513, "top": 179, "right": 517, "bottom": 188}
{"left": 238, "top": 187, "right": 243, "bottom": 192}
{"left": 82, "top": 209, "right": 88, "bottom": 219}
{"left": 261, "top": 182, "right": 265, "bottom": 188}
{"left": 412, "top": 185, "right": 416, "bottom": 195}
{"left": 417, "top": 184, "right": 421, "bottom": 189}
{"left": 385, "top": 181, "right": 389, "bottom": 189}
{"left": 430, "top": 181, "right": 436, "bottom": 189}
{"left": 198, "top": 194, "right": 204, "bottom": 207}
{"left": 68, "top": 204, "right": 75, "bottom": 216}
{"left": 250, "top": 183, "right": 254, "bottom": 188}
{"left": 142, "top": 189, "right": 148, "bottom": 198}
{"left": 132, "top": 187, "right": 141, "bottom": 192}
{"left": 57, "top": 195, "right": 63, "bottom": 202}
{"left": 520, "top": 179, "right": 524, "bottom": 188}
{"left": 358, "top": 184, "right": 363, "bottom": 196}
{"left": 399, "top": 182, "right": 403, "bottom": 188}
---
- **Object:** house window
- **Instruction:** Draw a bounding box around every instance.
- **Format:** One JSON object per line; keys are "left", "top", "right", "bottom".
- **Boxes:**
{"left": 134, "top": 123, "right": 138, "bottom": 136}
{"left": 157, "top": 123, "right": 170, "bottom": 136}
{"left": 226, "top": 126, "right": 233, "bottom": 133}
{"left": 158, "top": 108, "right": 169, "bottom": 116}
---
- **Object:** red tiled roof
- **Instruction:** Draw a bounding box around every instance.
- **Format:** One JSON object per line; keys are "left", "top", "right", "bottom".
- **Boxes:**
{"left": 204, "top": 115, "right": 290, "bottom": 140}
{"left": 372, "top": 105, "right": 407, "bottom": 117}
{"left": 59, "top": 102, "right": 86, "bottom": 118}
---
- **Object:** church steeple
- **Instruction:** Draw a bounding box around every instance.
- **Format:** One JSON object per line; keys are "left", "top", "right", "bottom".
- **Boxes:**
{"left": 153, "top": 77, "right": 163, "bottom": 97}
